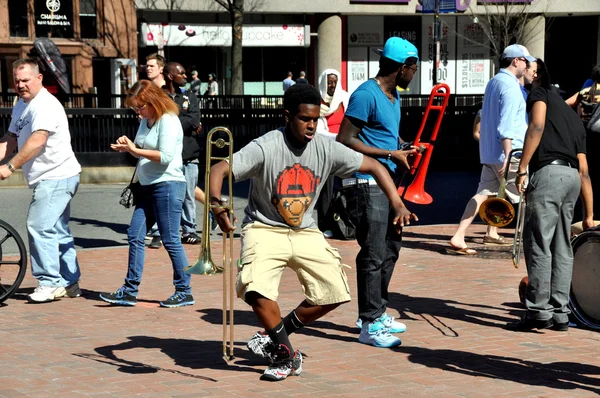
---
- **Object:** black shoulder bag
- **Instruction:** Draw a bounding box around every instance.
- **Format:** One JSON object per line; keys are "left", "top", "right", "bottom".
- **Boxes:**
{"left": 119, "top": 162, "right": 142, "bottom": 209}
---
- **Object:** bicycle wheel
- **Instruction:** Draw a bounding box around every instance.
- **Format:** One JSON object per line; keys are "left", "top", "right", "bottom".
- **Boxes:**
{"left": 0, "top": 219, "right": 27, "bottom": 303}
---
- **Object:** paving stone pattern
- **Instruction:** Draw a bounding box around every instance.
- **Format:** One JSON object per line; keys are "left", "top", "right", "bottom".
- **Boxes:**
{"left": 1, "top": 224, "right": 599, "bottom": 397}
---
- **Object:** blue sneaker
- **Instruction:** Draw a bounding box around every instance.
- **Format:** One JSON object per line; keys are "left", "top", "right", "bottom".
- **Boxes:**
{"left": 160, "top": 292, "right": 195, "bottom": 308}
{"left": 356, "top": 313, "right": 406, "bottom": 333}
{"left": 100, "top": 287, "right": 137, "bottom": 306}
{"left": 358, "top": 319, "right": 402, "bottom": 348}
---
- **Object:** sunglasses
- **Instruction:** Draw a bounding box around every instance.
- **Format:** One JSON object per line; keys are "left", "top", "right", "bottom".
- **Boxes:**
{"left": 130, "top": 104, "right": 147, "bottom": 113}
{"left": 404, "top": 64, "right": 419, "bottom": 73}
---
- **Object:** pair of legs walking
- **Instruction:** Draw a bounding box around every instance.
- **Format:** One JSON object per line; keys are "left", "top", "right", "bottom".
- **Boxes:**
{"left": 27, "top": 175, "right": 82, "bottom": 303}
{"left": 450, "top": 161, "right": 521, "bottom": 253}
{"left": 100, "top": 181, "right": 193, "bottom": 307}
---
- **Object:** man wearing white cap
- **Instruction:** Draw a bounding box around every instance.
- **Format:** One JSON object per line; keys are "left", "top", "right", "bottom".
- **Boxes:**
{"left": 338, "top": 37, "right": 419, "bottom": 348}
{"left": 449, "top": 44, "right": 536, "bottom": 255}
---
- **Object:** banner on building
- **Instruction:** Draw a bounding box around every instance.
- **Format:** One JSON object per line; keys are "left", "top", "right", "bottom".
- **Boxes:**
{"left": 420, "top": 16, "right": 456, "bottom": 94}
{"left": 141, "top": 23, "right": 310, "bottom": 47}
{"left": 350, "top": 0, "right": 410, "bottom": 3}
{"left": 456, "top": 19, "right": 491, "bottom": 94}
{"left": 35, "top": 0, "right": 74, "bottom": 38}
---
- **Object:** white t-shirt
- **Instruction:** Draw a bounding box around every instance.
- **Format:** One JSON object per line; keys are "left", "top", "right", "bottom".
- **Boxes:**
{"left": 9, "top": 88, "right": 81, "bottom": 186}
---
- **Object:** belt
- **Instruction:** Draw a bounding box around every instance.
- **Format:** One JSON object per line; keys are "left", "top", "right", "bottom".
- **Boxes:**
{"left": 549, "top": 159, "right": 577, "bottom": 169}
{"left": 342, "top": 178, "right": 378, "bottom": 187}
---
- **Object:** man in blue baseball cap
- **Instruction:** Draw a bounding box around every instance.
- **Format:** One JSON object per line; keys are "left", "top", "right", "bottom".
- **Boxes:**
{"left": 337, "top": 36, "right": 419, "bottom": 348}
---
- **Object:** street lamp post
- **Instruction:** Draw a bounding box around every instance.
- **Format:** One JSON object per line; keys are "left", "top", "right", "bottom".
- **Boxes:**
{"left": 432, "top": 0, "right": 440, "bottom": 86}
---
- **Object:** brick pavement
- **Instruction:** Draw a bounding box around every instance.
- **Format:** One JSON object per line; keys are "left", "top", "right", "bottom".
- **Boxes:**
{"left": 1, "top": 224, "right": 599, "bottom": 397}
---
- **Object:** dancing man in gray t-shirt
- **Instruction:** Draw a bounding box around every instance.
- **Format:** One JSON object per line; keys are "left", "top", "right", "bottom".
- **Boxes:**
{"left": 208, "top": 84, "right": 418, "bottom": 381}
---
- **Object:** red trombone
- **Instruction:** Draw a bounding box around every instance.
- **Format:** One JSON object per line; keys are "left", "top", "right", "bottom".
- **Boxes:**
{"left": 397, "top": 83, "right": 451, "bottom": 204}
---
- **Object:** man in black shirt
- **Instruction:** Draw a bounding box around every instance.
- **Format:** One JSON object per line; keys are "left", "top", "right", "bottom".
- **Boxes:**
{"left": 511, "top": 59, "right": 594, "bottom": 332}
{"left": 164, "top": 63, "right": 203, "bottom": 244}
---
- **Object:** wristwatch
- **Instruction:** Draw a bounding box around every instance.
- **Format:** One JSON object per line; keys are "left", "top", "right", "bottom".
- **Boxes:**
{"left": 6, "top": 162, "right": 15, "bottom": 172}
{"left": 387, "top": 152, "right": 392, "bottom": 161}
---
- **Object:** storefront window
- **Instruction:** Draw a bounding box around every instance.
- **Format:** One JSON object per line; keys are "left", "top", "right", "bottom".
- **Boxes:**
{"left": 34, "top": 0, "right": 75, "bottom": 38}
{"left": 80, "top": 0, "right": 98, "bottom": 39}
{"left": 9, "top": 1, "right": 29, "bottom": 37}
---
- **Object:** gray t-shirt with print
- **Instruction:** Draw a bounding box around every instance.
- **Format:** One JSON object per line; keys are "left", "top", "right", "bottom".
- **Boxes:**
{"left": 232, "top": 128, "right": 363, "bottom": 229}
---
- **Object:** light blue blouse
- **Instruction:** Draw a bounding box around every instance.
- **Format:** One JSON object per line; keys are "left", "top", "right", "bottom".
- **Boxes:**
{"left": 134, "top": 112, "right": 185, "bottom": 186}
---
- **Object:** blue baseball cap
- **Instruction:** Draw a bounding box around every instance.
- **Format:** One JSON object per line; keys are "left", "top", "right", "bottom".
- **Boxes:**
{"left": 373, "top": 37, "right": 419, "bottom": 64}
{"left": 502, "top": 44, "right": 536, "bottom": 63}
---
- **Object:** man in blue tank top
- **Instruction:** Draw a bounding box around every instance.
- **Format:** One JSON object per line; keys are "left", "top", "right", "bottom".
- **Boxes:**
{"left": 338, "top": 37, "right": 419, "bottom": 348}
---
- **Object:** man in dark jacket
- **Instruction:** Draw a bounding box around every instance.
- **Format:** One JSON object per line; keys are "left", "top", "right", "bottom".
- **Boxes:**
{"left": 147, "top": 62, "right": 203, "bottom": 248}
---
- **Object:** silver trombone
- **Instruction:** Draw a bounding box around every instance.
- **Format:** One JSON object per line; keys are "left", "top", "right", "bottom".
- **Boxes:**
{"left": 512, "top": 187, "right": 526, "bottom": 268}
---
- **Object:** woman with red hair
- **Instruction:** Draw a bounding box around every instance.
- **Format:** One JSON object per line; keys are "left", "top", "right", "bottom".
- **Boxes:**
{"left": 100, "top": 80, "right": 194, "bottom": 308}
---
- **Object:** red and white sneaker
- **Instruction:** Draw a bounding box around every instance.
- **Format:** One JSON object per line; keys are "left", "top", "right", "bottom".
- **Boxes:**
{"left": 260, "top": 344, "right": 303, "bottom": 382}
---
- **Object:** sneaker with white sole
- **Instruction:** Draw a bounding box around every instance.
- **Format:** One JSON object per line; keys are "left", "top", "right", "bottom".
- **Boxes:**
{"left": 380, "top": 313, "right": 406, "bottom": 333}
{"left": 260, "top": 344, "right": 303, "bottom": 382}
{"left": 99, "top": 287, "right": 137, "bottom": 306}
{"left": 66, "top": 281, "right": 82, "bottom": 298}
{"left": 27, "top": 285, "right": 67, "bottom": 303}
{"left": 356, "top": 313, "right": 406, "bottom": 333}
{"left": 159, "top": 292, "right": 195, "bottom": 308}
{"left": 247, "top": 331, "right": 276, "bottom": 363}
{"left": 358, "top": 319, "right": 402, "bottom": 348}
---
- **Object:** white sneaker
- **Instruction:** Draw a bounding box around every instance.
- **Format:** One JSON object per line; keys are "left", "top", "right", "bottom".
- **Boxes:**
{"left": 66, "top": 281, "right": 82, "bottom": 298}
{"left": 28, "top": 286, "right": 67, "bottom": 303}
{"left": 380, "top": 313, "right": 406, "bottom": 333}
{"left": 358, "top": 320, "right": 402, "bottom": 348}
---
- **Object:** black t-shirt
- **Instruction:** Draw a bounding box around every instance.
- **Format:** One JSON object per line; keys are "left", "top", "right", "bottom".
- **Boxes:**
{"left": 526, "top": 87, "right": 587, "bottom": 173}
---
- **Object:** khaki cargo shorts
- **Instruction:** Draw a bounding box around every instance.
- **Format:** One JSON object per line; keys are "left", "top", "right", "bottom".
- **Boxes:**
{"left": 236, "top": 221, "right": 352, "bottom": 306}
{"left": 476, "top": 158, "right": 525, "bottom": 204}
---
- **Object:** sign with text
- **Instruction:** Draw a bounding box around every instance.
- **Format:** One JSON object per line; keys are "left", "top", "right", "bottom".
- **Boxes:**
{"left": 348, "top": 16, "right": 384, "bottom": 47}
{"left": 141, "top": 24, "right": 308, "bottom": 47}
{"left": 420, "top": 16, "right": 456, "bottom": 95}
{"left": 347, "top": 47, "right": 369, "bottom": 94}
{"left": 456, "top": 19, "right": 491, "bottom": 94}
{"left": 35, "top": 0, "right": 74, "bottom": 38}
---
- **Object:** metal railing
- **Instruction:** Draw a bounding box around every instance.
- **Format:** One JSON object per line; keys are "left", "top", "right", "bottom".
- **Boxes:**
{"left": 0, "top": 94, "right": 484, "bottom": 170}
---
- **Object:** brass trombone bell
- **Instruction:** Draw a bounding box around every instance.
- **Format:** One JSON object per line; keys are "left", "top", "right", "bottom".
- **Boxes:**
{"left": 479, "top": 197, "right": 515, "bottom": 228}
{"left": 479, "top": 149, "right": 523, "bottom": 228}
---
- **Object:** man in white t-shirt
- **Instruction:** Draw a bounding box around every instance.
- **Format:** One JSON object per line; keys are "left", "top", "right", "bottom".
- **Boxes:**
{"left": 0, "top": 58, "right": 82, "bottom": 303}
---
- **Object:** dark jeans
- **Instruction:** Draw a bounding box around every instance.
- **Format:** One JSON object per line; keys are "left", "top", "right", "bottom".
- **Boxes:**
{"left": 345, "top": 183, "right": 402, "bottom": 322}
{"left": 124, "top": 181, "right": 191, "bottom": 296}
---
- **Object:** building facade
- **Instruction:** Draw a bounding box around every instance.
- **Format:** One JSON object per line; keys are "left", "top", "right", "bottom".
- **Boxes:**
{"left": 136, "top": 0, "right": 600, "bottom": 96}
{"left": 1, "top": 0, "right": 137, "bottom": 105}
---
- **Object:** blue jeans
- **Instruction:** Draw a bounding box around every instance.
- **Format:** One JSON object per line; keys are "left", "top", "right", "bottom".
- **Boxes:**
{"left": 345, "top": 183, "right": 403, "bottom": 322}
{"left": 149, "top": 162, "right": 199, "bottom": 237}
{"left": 27, "top": 175, "right": 81, "bottom": 287}
{"left": 124, "top": 181, "right": 191, "bottom": 296}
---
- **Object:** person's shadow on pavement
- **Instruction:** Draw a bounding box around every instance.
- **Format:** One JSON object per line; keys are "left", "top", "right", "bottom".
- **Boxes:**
{"left": 387, "top": 292, "right": 521, "bottom": 336}
{"left": 394, "top": 345, "right": 600, "bottom": 395}
{"left": 82, "top": 335, "right": 262, "bottom": 379}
